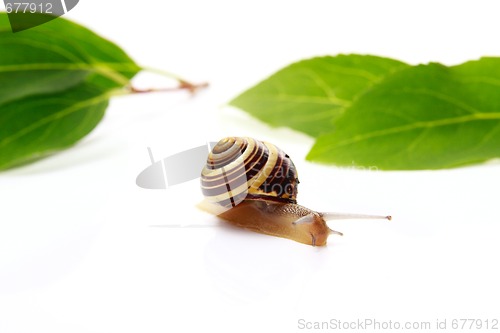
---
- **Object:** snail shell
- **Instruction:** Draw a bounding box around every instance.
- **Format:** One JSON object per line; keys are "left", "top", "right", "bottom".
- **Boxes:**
{"left": 201, "top": 137, "right": 299, "bottom": 208}
{"left": 200, "top": 137, "right": 390, "bottom": 246}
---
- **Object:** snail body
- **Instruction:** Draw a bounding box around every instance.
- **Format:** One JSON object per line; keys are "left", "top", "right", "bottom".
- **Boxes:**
{"left": 216, "top": 200, "right": 333, "bottom": 246}
{"left": 200, "top": 137, "right": 390, "bottom": 246}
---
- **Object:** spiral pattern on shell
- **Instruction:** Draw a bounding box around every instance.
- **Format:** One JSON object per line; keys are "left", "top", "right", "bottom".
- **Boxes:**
{"left": 201, "top": 137, "right": 299, "bottom": 208}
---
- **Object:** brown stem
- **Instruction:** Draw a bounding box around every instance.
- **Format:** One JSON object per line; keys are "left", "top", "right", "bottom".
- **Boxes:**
{"left": 129, "top": 80, "right": 208, "bottom": 95}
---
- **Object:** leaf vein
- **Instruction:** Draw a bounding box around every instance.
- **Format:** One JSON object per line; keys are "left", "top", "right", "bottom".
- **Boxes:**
{"left": 333, "top": 112, "right": 500, "bottom": 149}
{"left": 253, "top": 94, "right": 349, "bottom": 107}
{"left": 397, "top": 88, "right": 480, "bottom": 114}
{"left": 0, "top": 91, "right": 113, "bottom": 149}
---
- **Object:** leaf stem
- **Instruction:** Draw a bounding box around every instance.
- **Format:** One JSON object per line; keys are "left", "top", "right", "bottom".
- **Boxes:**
{"left": 0, "top": 63, "right": 207, "bottom": 95}
{"left": 135, "top": 66, "right": 209, "bottom": 95}
{"left": 128, "top": 81, "right": 209, "bottom": 95}
{"left": 93, "top": 65, "right": 132, "bottom": 87}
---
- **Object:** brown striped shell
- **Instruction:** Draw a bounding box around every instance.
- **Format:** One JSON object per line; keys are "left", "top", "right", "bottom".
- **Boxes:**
{"left": 200, "top": 137, "right": 299, "bottom": 208}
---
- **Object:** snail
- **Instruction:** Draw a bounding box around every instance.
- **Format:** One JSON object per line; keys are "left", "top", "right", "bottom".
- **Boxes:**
{"left": 200, "top": 137, "right": 391, "bottom": 246}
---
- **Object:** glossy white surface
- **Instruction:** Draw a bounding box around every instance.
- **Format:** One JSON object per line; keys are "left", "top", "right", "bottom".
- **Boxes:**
{"left": 1, "top": 1, "right": 500, "bottom": 332}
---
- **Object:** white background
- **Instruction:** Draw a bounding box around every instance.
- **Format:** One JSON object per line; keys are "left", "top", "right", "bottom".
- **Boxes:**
{"left": 1, "top": 1, "right": 500, "bottom": 332}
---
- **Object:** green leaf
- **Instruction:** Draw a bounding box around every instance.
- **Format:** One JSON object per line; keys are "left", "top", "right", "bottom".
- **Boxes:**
{"left": 0, "top": 76, "right": 110, "bottom": 170}
{"left": 230, "top": 54, "right": 409, "bottom": 136}
{"left": 307, "top": 58, "right": 500, "bottom": 170}
{"left": 0, "top": 13, "right": 141, "bottom": 170}
{"left": 0, "top": 13, "right": 140, "bottom": 105}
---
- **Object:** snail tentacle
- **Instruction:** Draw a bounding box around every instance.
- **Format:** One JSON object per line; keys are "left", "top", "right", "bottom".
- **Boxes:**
{"left": 320, "top": 212, "right": 392, "bottom": 221}
{"left": 292, "top": 214, "right": 316, "bottom": 225}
